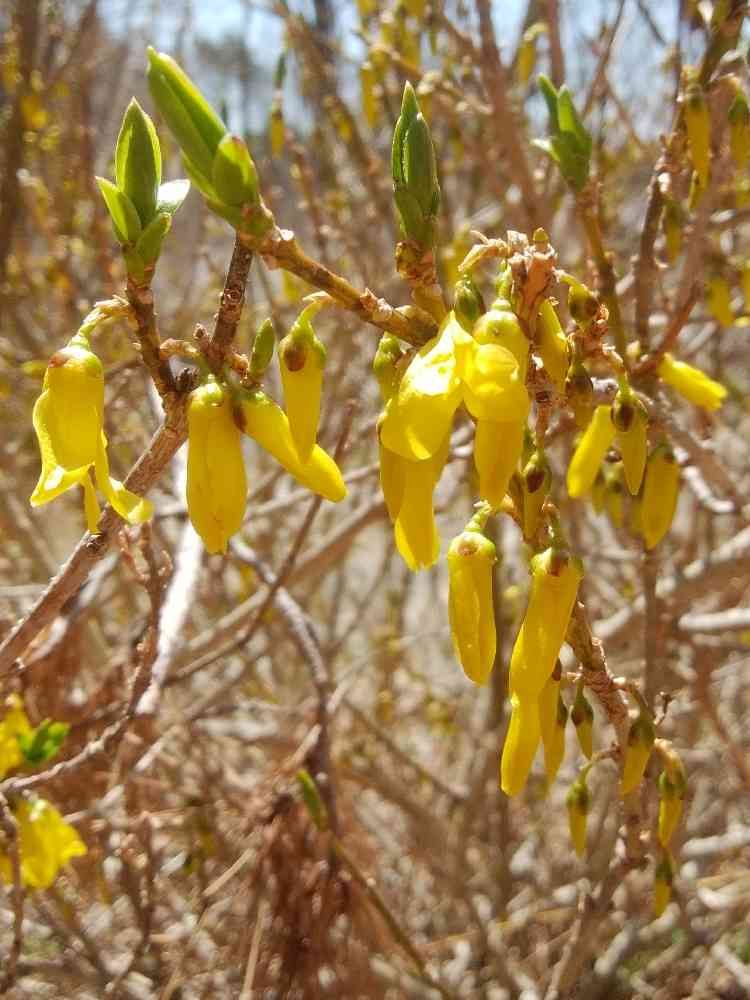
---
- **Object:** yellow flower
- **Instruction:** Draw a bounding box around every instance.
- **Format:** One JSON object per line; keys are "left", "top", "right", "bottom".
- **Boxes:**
{"left": 500, "top": 695, "right": 541, "bottom": 797}
{"left": 658, "top": 758, "right": 686, "bottom": 847}
{"left": 447, "top": 508, "right": 497, "bottom": 685}
{"left": 642, "top": 443, "right": 680, "bottom": 550}
{"left": 379, "top": 314, "right": 468, "bottom": 461}
{"left": 536, "top": 299, "right": 569, "bottom": 393}
{"left": 186, "top": 380, "right": 247, "bottom": 554}
{"left": 473, "top": 417, "right": 526, "bottom": 509}
{"left": 238, "top": 388, "right": 346, "bottom": 503}
{"left": 0, "top": 695, "right": 32, "bottom": 780}
{"left": 566, "top": 405, "right": 615, "bottom": 498}
{"left": 653, "top": 851, "right": 674, "bottom": 918}
{"left": 657, "top": 353, "right": 727, "bottom": 411}
{"left": 0, "top": 798, "right": 87, "bottom": 890}
{"left": 706, "top": 275, "right": 734, "bottom": 327}
{"left": 391, "top": 435, "right": 450, "bottom": 571}
{"left": 620, "top": 713, "right": 655, "bottom": 796}
{"left": 539, "top": 668, "right": 567, "bottom": 785}
{"left": 612, "top": 388, "right": 648, "bottom": 496}
{"left": 566, "top": 776, "right": 589, "bottom": 857}
{"left": 279, "top": 305, "right": 327, "bottom": 463}
{"left": 684, "top": 82, "right": 711, "bottom": 187}
{"left": 30, "top": 335, "right": 152, "bottom": 531}
{"left": 508, "top": 547, "right": 583, "bottom": 704}
{"left": 462, "top": 342, "right": 529, "bottom": 423}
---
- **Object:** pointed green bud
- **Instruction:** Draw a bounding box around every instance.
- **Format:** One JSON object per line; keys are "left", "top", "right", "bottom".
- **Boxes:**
{"left": 95, "top": 177, "right": 142, "bottom": 244}
{"left": 373, "top": 333, "right": 404, "bottom": 402}
{"left": 534, "top": 76, "right": 591, "bottom": 191}
{"left": 147, "top": 47, "right": 226, "bottom": 182}
{"left": 296, "top": 769, "right": 329, "bottom": 831}
{"left": 249, "top": 318, "right": 276, "bottom": 378}
{"left": 453, "top": 275, "right": 485, "bottom": 331}
{"left": 212, "top": 133, "right": 260, "bottom": 207}
{"left": 621, "top": 711, "right": 655, "bottom": 795}
{"left": 392, "top": 81, "right": 440, "bottom": 247}
{"left": 115, "top": 98, "right": 162, "bottom": 226}
{"left": 135, "top": 211, "right": 171, "bottom": 267}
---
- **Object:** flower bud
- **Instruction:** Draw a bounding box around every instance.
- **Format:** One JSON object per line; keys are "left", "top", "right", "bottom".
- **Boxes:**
{"left": 567, "top": 282, "right": 599, "bottom": 327}
{"left": 684, "top": 81, "right": 711, "bottom": 187}
{"left": 728, "top": 89, "right": 750, "bottom": 169}
{"left": 447, "top": 508, "right": 497, "bottom": 685}
{"left": 0, "top": 798, "right": 86, "bottom": 889}
{"left": 537, "top": 299, "right": 570, "bottom": 393}
{"left": 474, "top": 416, "right": 526, "bottom": 509}
{"left": 662, "top": 199, "right": 684, "bottom": 263}
{"left": 279, "top": 305, "right": 327, "bottom": 463}
{"left": 115, "top": 98, "right": 162, "bottom": 226}
{"left": 657, "top": 353, "right": 727, "bottom": 411}
{"left": 521, "top": 448, "right": 550, "bottom": 540}
{"left": 620, "top": 712, "right": 655, "bottom": 796}
{"left": 612, "top": 386, "right": 648, "bottom": 495}
{"left": 237, "top": 388, "right": 346, "bottom": 503}
{"left": 186, "top": 379, "right": 247, "bottom": 554}
{"left": 567, "top": 405, "right": 616, "bottom": 498}
{"left": 565, "top": 360, "right": 594, "bottom": 429}
{"left": 642, "top": 442, "right": 680, "bottom": 550}
{"left": 566, "top": 776, "right": 590, "bottom": 857}
{"left": 453, "top": 274, "right": 485, "bottom": 332}
{"left": 249, "top": 318, "right": 276, "bottom": 379}
{"left": 373, "top": 333, "right": 405, "bottom": 403}
{"left": 539, "top": 664, "right": 567, "bottom": 785}
{"left": 658, "top": 755, "right": 687, "bottom": 847}
{"left": 653, "top": 851, "right": 674, "bottom": 918}
{"left": 705, "top": 274, "right": 734, "bottom": 327}
{"left": 571, "top": 683, "right": 594, "bottom": 759}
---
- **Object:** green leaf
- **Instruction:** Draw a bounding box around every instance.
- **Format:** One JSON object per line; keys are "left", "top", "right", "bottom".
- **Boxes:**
{"left": 95, "top": 176, "right": 142, "bottom": 243}
{"left": 115, "top": 98, "right": 162, "bottom": 226}
{"left": 537, "top": 74, "right": 560, "bottom": 132}
{"left": 147, "top": 56, "right": 216, "bottom": 180}
{"left": 135, "top": 211, "right": 172, "bottom": 267}
{"left": 557, "top": 87, "right": 592, "bottom": 158}
{"left": 147, "top": 48, "right": 226, "bottom": 163}
{"left": 17, "top": 719, "right": 69, "bottom": 766}
{"left": 296, "top": 769, "right": 328, "bottom": 831}
{"left": 211, "top": 133, "right": 259, "bottom": 207}
{"left": 156, "top": 178, "right": 190, "bottom": 215}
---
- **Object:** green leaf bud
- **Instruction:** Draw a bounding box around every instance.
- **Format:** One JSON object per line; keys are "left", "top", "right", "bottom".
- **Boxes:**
{"left": 249, "top": 318, "right": 276, "bottom": 378}
{"left": 211, "top": 133, "right": 260, "bottom": 207}
{"left": 453, "top": 275, "right": 485, "bottom": 331}
{"left": 95, "top": 177, "right": 142, "bottom": 244}
{"left": 115, "top": 98, "right": 162, "bottom": 226}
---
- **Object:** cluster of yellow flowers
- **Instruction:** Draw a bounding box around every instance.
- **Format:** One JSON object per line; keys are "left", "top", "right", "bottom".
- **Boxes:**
{"left": 0, "top": 696, "right": 86, "bottom": 889}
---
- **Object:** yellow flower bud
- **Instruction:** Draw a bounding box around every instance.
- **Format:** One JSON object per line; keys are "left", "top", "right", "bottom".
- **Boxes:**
{"left": 0, "top": 797, "right": 87, "bottom": 889}
{"left": 474, "top": 417, "right": 526, "bottom": 509}
{"left": 566, "top": 776, "right": 590, "bottom": 857}
{"left": 604, "top": 463, "right": 625, "bottom": 530}
{"left": 591, "top": 469, "right": 606, "bottom": 514}
{"left": 279, "top": 308, "right": 327, "bottom": 463}
{"left": 657, "top": 353, "right": 726, "bottom": 411}
{"left": 509, "top": 547, "right": 583, "bottom": 704}
{"left": 521, "top": 449, "right": 550, "bottom": 541}
{"left": 658, "top": 758, "right": 687, "bottom": 847}
{"left": 662, "top": 199, "right": 684, "bottom": 264}
{"left": 684, "top": 82, "right": 711, "bottom": 187}
{"left": 620, "top": 713, "right": 655, "bottom": 796}
{"left": 447, "top": 509, "right": 497, "bottom": 685}
{"left": 392, "top": 434, "right": 449, "bottom": 571}
{"left": 706, "top": 275, "right": 734, "bottom": 327}
{"left": 567, "top": 405, "right": 616, "bottom": 498}
{"left": 500, "top": 695, "right": 541, "bottom": 797}
{"left": 360, "top": 61, "right": 378, "bottom": 128}
{"left": 379, "top": 315, "right": 467, "bottom": 461}
{"left": 30, "top": 334, "right": 152, "bottom": 531}
{"left": 612, "top": 388, "right": 648, "bottom": 495}
{"left": 571, "top": 683, "right": 594, "bottom": 759}
{"left": 0, "top": 694, "right": 32, "bottom": 779}
{"left": 539, "top": 665, "right": 567, "bottom": 785}
{"left": 186, "top": 380, "right": 247, "bottom": 554}
{"left": 536, "top": 299, "right": 570, "bottom": 393}
{"left": 565, "top": 359, "right": 595, "bottom": 429}
{"left": 728, "top": 89, "right": 750, "bottom": 169}
{"left": 653, "top": 851, "right": 674, "bottom": 918}
{"left": 238, "top": 389, "right": 346, "bottom": 503}
{"left": 642, "top": 443, "right": 680, "bottom": 550}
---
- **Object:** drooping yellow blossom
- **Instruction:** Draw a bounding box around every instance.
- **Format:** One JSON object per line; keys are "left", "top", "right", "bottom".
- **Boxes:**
{"left": 30, "top": 332, "right": 152, "bottom": 531}
{"left": 238, "top": 389, "right": 346, "bottom": 503}
{"left": 621, "top": 713, "right": 655, "bottom": 795}
{"left": 186, "top": 379, "right": 247, "bottom": 554}
{"left": 571, "top": 683, "right": 594, "bottom": 759}
{"left": 474, "top": 417, "right": 526, "bottom": 509}
{"left": 566, "top": 775, "right": 590, "bottom": 857}
{"left": 0, "top": 798, "right": 87, "bottom": 890}
{"left": 392, "top": 435, "right": 450, "bottom": 571}
{"left": 706, "top": 275, "right": 734, "bottom": 327}
{"left": 566, "top": 405, "right": 616, "bottom": 498}
{"left": 379, "top": 314, "right": 469, "bottom": 461}
{"left": 536, "top": 299, "right": 569, "bottom": 393}
{"left": 658, "top": 755, "right": 687, "bottom": 847}
{"left": 0, "top": 695, "right": 32, "bottom": 780}
{"left": 539, "top": 666, "right": 567, "bottom": 785}
{"left": 684, "top": 81, "right": 711, "bottom": 187}
{"left": 447, "top": 504, "right": 496, "bottom": 685}
{"left": 279, "top": 304, "right": 327, "bottom": 463}
{"left": 653, "top": 851, "right": 674, "bottom": 918}
{"left": 657, "top": 353, "right": 727, "bottom": 411}
{"left": 502, "top": 547, "right": 582, "bottom": 796}
{"left": 642, "top": 443, "right": 680, "bottom": 550}
{"left": 612, "top": 387, "right": 648, "bottom": 495}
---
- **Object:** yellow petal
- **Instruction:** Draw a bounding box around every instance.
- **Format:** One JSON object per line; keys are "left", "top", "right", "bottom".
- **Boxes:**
{"left": 30, "top": 392, "right": 90, "bottom": 506}
{"left": 0, "top": 695, "right": 32, "bottom": 780}
{"left": 642, "top": 444, "right": 680, "bottom": 549}
{"left": 473, "top": 417, "right": 526, "bottom": 508}
{"left": 378, "top": 439, "right": 406, "bottom": 523}
{"left": 500, "top": 696, "right": 541, "bottom": 797}
{"left": 93, "top": 433, "right": 153, "bottom": 525}
{"left": 81, "top": 471, "right": 101, "bottom": 532}
{"left": 393, "top": 435, "right": 448, "bottom": 571}
{"left": 567, "top": 405, "right": 615, "bottom": 498}
{"left": 462, "top": 342, "right": 530, "bottom": 422}
{"left": 657, "top": 354, "right": 727, "bottom": 411}
{"left": 447, "top": 530, "right": 496, "bottom": 685}
{"left": 280, "top": 358, "right": 323, "bottom": 463}
{"left": 0, "top": 799, "right": 86, "bottom": 890}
